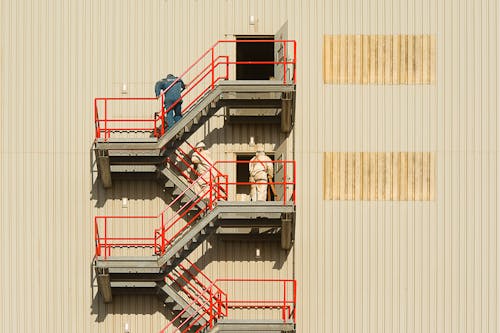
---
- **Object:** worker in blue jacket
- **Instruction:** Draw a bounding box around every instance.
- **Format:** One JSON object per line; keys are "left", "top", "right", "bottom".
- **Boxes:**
{"left": 155, "top": 74, "right": 186, "bottom": 129}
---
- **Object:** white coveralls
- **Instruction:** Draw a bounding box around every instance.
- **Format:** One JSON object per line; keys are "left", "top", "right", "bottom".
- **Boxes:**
{"left": 191, "top": 149, "right": 215, "bottom": 201}
{"left": 249, "top": 152, "right": 274, "bottom": 201}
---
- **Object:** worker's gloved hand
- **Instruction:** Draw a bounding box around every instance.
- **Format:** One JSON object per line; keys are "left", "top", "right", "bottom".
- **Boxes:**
{"left": 249, "top": 176, "right": 255, "bottom": 183}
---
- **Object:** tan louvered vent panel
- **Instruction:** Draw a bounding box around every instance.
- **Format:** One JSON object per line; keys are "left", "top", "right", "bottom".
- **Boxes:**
{"left": 323, "top": 152, "right": 436, "bottom": 200}
{"left": 323, "top": 35, "right": 436, "bottom": 84}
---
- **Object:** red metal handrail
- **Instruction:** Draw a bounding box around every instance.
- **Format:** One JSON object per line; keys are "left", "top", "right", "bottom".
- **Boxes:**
{"left": 93, "top": 39, "right": 297, "bottom": 140}
{"left": 158, "top": 278, "right": 297, "bottom": 333}
{"left": 213, "top": 278, "right": 297, "bottom": 324}
{"left": 94, "top": 159, "right": 296, "bottom": 258}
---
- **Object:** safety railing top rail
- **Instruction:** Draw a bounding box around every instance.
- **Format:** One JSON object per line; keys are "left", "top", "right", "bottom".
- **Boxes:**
{"left": 213, "top": 278, "right": 297, "bottom": 324}
{"left": 94, "top": 159, "right": 296, "bottom": 258}
{"left": 158, "top": 278, "right": 297, "bottom": 333}
{"left": 94, "top": 39, "right": 297, "bottom": 140}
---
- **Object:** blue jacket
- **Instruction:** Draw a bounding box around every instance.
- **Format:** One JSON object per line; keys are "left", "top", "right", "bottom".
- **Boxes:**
{"left": 155, "top": 74, "right": 186, "bottom": 102}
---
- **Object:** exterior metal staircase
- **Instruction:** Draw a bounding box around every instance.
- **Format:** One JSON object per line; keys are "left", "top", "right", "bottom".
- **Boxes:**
{"left": 94, "top": 167, "right": 296, "bottom": 331}
{"left": 92, "top": 39, "right": 297, "bottom": 332}
{"left": 95, "top": 80, "right": 295, "bottom": 188}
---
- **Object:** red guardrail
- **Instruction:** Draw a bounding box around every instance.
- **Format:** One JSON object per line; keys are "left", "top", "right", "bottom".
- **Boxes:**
{"left": 94, "top": 159, "right": 296, "bottom": 258}
{"left": 213, "top": 278, "right": 297, "bottom": 324}
{"left": 158, "top": 276, "right": 297, "bottom": 333}
{"left": 165, "top": 259, "right": 228, "bottom": 332}
{"left": 94, "top": 39, "right": 297, "bottom": 140}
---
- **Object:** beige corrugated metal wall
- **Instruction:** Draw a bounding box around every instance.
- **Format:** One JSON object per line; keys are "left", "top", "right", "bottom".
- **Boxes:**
{"left": 0, "top": 0, "right": 498, "bottom": 332}
{"left": 293, "top": 0, "right": 498, "bottom": 332}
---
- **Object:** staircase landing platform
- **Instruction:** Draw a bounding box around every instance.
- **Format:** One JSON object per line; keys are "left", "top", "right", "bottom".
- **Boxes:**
{"left": 95, "top": 201, "right": 294, "bottom": 273}
{"left": 208, "top": 319, "right": 295, "bottom": 332}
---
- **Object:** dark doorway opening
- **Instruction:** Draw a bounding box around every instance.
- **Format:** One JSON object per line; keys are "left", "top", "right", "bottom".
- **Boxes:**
{"left": 236, "top": 36, "right": 275, "bottom": 80}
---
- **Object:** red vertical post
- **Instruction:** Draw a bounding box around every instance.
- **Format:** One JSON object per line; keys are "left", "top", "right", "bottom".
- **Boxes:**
{"left": 161, "top": 213, "right": 165, "bottom": 254}
{"left": 293, "top": 280, "right": 297, "bottom": 322}
{"left": 225, "top": 56, "right": 229, "bottom": 79}
{"left": 211, "top": 48, "right": 215, "bottom": 89}
{"left": 293, "top": 41, "right": 297, "bottom": 84}
{"left": 225, "top": 292, "right": 228, "bottom": 316}
{"left": 217, "top": 291, "right": 222, "bottom": 317}
{"left": 293, "top": 161, "right": 296, "bottom": 204}
{"left": 216, "top": 176, "right": 221, "bottom": 201}
{"left": 209, "top": 171, "right": 213, "bottom": 209}
{"left": 283, "top": 40, "right": 287, "bottom": 84}
{"left": 104, "top": 99, "right": 108, "bottom": 139}
{"left": 160, "top": 95, "right": 165, "bottom": 136}
{"left": 283, "top": 161, "right": 287, "bottom": 205}
{"left": 94, "top": 217, "right": 100, "bottom": 256}
{"left": 282, "top": 281, "right": 286, "bottom": 321}
{"left": 209, "top": 287, "right": 214, "bottom": 328}
{"left": 104, "top": 217, "right": 108, "bottom": 259}
{"left": 94, "top": 100, "right": 100, "bottom": 139}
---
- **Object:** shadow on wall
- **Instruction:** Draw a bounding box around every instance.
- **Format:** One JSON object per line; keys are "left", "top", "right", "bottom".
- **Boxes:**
{"left": 90, "top": 178, "right": 168, "bottom": 209}
{"left": 91, "top": 292, "right": 203, "bottom": 330}
{"left": 190, "top": 233, "right": 291, "bottom": 271}
{"left": 91, "top": 293, "right": 167, "bottom": 323}
{"left": 202, "top": 122, "right": 286, "bottom": 149}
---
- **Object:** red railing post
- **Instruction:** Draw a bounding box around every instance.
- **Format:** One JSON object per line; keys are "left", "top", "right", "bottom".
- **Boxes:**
{"left": 94, "top": 99, "right": 100, "bottom": 139}
{"left": 225, "top": 56, "right": 229, "bottom": 79}
{"left": 209, "top": 287, "right": 214, "bottom": 328}
{"left": 209, "top": 170, "right": 213, "bottom": 209}
{"left": 293, "top": 161, "right": 296, "bottom": 204}
{"left": 104, "top": 217, "right": 108, "bottom": 259}
{"left": 282, "top": 281, "right": 286, "bottom": 321}
{"left": 225, "top": 291, "right": 228, "bottom": 316}
{"left": 161, "top": 212, "right": 165, "bottom": 254}
{"left": 283, "top": 161, "right": 287, "bottom": 205}
{"left": 217, "top": 291, "right": 222, "bottom": 318}
{"left": 211, "top": 48, "right": 215, "bottom": 89}
{"left": 160, "top": 95, "right": 165, "bottom": 136}
{"left": 293, "top": 41, "right": 297, "bottom": 84}
{"left": 104, "top": 99, "right": 108, "bottom": 139}
{"left": 94, "top": 217, "right": 100, "bottom": 256}
{"left": 293, "top": 280, "right": 297, "bottom": 323}
{"left": 283, "top": 40, "right": 287, "bottom": 84}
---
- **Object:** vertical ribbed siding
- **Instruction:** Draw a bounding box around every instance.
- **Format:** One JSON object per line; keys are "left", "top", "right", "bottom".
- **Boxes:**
{"left": 294, "top": 0, "right": 497, "bottom": 333}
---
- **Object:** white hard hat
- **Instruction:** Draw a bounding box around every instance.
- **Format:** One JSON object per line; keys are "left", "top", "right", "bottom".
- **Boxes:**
{"left": 255, "top": 144, "right": 264, "bottom": 152}
{"left": 195, "top": 141, "right": 206, "bottom": 149}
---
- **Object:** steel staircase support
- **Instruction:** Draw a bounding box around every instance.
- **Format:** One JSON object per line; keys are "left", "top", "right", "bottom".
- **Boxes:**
{"left": 157, "top": 281, "right": 207, "bottom": 327}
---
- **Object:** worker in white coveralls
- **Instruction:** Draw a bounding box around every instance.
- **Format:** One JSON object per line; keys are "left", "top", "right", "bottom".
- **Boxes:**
{"left": 191, "top": 141, "right": 215, "bottom": 201}
{"left": 249, "top": 144, "right": 274, "bottom": 201}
